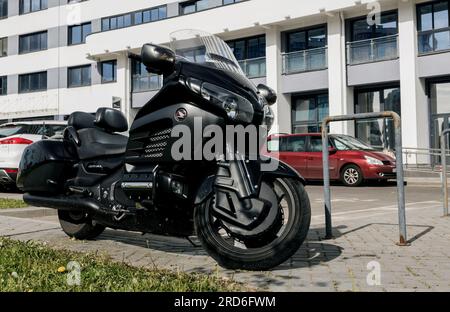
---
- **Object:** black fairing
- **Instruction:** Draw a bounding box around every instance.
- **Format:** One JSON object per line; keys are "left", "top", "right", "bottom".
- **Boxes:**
{"left": 126, "top": 60, "right": 264, "bottom": 167}
{"left": 133, "top": 60, "right": 263, "bottom": 125}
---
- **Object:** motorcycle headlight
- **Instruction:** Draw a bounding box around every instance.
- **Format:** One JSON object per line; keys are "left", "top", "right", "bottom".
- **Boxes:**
{"left": 200, "top": 82, "right": 254, "bottom": 123}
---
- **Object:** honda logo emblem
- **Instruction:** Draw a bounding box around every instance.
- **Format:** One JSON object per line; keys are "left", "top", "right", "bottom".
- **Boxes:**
{"left": 175, "top": 108, "right": 188, "bottom": 121}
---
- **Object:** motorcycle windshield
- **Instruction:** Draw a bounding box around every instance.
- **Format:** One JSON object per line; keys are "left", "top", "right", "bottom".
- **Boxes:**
{"left": 170, "top": 29, "right": 246, "bottom": 78}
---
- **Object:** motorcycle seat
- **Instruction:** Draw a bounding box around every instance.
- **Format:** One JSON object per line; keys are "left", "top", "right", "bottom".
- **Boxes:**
{"left": 67, "top": 108, "right": 129, "bottom": 160}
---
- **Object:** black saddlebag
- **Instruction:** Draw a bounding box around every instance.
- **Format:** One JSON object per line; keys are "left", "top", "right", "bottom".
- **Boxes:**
{"left": 17, "top": 139, "right": 77, "bottom": 194}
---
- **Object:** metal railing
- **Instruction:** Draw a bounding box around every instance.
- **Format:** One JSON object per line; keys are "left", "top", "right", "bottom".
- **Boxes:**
{"left": 402, "top": 147, "right": 449, "bottom": 170}
{"left": 132, "top": 74, "right": 163, "bottom": 92}
{"left": 238, "top": 57, "right": 266, "bottom": 79}
{"left": 441, "top": 129, "right": 450, "bottom": 217}
{"left": 321, "top": 112, "right": 408, "bottom": 246}
{"left": 347, "top": 34, "right": 399, "bottom": 65}
{"left": 418, "top": 27, "right": 450, "bottom": 55}
{"left": 282, "top": 46, "right": 328, "bottom": 74}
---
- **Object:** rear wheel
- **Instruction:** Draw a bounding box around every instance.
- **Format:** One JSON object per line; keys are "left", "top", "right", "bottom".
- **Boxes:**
{"left": 341, "top": 164, "right": 364, "bottom": 187}
{"left": 58, "top": 210, "right": 105, "bottom": 240}
{"left": 194, "top": 178, "right": 311, "bottom": 271}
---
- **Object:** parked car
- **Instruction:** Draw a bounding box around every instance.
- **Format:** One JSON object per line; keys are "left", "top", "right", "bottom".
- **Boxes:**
{"left": 0, "top": 121, "right": 67, "bottom": 189}
{"left": 264, "top": 133, "right": 396, "bottom": 186}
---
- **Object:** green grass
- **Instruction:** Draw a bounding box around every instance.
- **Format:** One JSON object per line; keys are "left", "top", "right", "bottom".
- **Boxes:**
{"left": 0, "top": 238, "right": 243, "bottom": 292}
{"left": 0, "top": 198, "right": 28, "bottom": 209}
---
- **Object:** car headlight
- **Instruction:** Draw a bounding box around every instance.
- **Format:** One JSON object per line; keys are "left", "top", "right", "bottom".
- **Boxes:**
{"left": 200, "top": 82, "right": 254, "bottom": 123}
{"left": 365, "top": 156, "right": 384, "bottom": 166}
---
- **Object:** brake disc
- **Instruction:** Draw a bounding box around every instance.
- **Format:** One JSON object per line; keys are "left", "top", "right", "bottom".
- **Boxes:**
{"left": 219, "top": 182, "right": 284, "bottom": 242}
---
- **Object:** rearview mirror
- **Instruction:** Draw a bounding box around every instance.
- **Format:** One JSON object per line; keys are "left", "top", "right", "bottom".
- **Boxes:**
{"left": 141, "top": 43, "right": 176, "bottom": 76}
{"left": 257, "top": 84, "right": 277, "bottom": 106}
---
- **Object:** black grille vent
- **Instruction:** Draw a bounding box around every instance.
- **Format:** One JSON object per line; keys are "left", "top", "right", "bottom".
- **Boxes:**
{"left": 382, "top": 160, "right": 391, "bottom": 165}
{"left": 142, "top": 128, "right": 171, "bottom": 159}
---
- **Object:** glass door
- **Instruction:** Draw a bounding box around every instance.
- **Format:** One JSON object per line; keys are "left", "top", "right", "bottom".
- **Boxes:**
{"left": 291, "top": 93, "right": 329, "bottom": 134}
{"left": 430, "top": 81, "right": 450, "bottom": 165}
{"left": 354, "top": 86, "right": 401, "bottom": 150}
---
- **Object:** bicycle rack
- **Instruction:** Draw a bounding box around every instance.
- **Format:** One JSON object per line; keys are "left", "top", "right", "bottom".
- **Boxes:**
{"left": 321, "top": 111, "right": 408, "bottom": 246}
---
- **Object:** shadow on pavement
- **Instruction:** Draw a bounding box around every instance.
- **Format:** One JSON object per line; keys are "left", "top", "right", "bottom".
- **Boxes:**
{"left": 96, "top": 227, "right": 343, "bottom": 270}
{"left": 334, "top": 222, "right": 434, "bottom": 245}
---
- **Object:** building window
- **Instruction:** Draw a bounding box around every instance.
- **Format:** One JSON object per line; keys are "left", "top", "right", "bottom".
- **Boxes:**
{"left": 101, "top": 5, "right": 167, "bottom": 31}
{"left": 227, "top": 35, "right": 266, "bottom": 78}
{"left": 291, "top": 93, "right": 329, "bottom": 134}
{"left": 68, "top": 22, "right": 91, "bottom": 45}
{"left": 0, "top": 37, "right": 7, "bottom": 57}
{"left": 19, "top": 31, "right": 47, "bottom": 54}
{"left": 20, "top": 0, "right": 48, "bottom": 15}
{"left": 101, "top": 60, "right": 117, "bottom": 83}
{"left": 0, "top": 76, "right": 6, "bottom": 95}
{"left": 0, "top": 0, "right": 7, "bottom": 19}
{"left": 223, "top": 0, "right": 243, "bottom": 5}
{"left": 417, "top": 1, "right": 450, "bottom": 54}
{"left": 286, "top": 26, "right": 327, "bottom": 52}
{"left": 349, "top": 12, "right": 398, "bottom": 41}
{"left": 180, "top": 0, "right": 210, "bottom": 15}
{"left": 131, "top": 60, "right": 162, "bottom": 92}
{"left": 354, "top": 86, "right": 401, "bottom": 150}
{"left": 68, "top": 65, "right": 91, "bottom": 88}
{"left": 347, "top": 12, "right": 398, "bottom": 64}
{"left": 283, "top": 26, "right": 327, "bottom": 73}
{"left": 19, "top": 72, "right": 47, "bottom": 93}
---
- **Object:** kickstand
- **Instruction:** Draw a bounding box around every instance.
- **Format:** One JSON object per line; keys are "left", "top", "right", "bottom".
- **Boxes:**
{"left": 186, "top": 236, "right": 201, "bottom": 248}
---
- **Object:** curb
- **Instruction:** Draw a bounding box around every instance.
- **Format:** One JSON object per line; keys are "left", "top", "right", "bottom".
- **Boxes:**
{"left": 0, "top": 207, "right": 57, "bottom": 218}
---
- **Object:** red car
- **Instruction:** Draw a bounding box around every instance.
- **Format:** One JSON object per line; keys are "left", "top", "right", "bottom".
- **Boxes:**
{"left": 264, "top": 133, "right": 397, "bottom": 187}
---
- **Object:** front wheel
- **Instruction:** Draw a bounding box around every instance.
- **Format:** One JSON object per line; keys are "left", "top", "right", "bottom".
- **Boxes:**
{"left": 341, "top": 164, "right": 364, "bottom": 187}
{"left": 194, "top": 178, "right": 311, "bottom": 271}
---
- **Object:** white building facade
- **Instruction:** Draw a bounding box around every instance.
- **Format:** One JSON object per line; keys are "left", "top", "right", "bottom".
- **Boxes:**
{"left": 1, "top": 0, "right": 450, "bottom": 164}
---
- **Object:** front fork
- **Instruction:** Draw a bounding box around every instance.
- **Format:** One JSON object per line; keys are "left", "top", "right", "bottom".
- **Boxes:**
{"left": 215, "top": 157, "right": 260, "bottom": 207}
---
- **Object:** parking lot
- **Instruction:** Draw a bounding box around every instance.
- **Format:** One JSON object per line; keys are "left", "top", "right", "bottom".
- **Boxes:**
{"left": 0, "top": 179, "right": 449, "bottom": 292}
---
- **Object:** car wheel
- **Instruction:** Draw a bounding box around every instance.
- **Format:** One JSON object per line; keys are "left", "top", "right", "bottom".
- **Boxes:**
{"left": 341, "top": 164, "right": 364, "bottom": 187}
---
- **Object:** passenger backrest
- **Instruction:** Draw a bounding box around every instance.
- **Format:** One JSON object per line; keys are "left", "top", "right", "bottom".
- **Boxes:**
{"left": 94, "top": 108, "right": 128, "bottom": 133}
{"left": 67, "top": 111, "right": 96, "bottom": 130}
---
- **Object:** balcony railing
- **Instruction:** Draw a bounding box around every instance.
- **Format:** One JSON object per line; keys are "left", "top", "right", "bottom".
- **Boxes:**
{"left": 418, "top": 28, "right": 450, "bottom": 55}
{"left": 238, "top": 57, "right": 266, "bottom": 79}
{"left": 282, "top": 47, "right": 328, "bottom": 75}
{"left": 132, "top": 74, "right": 162, "bottom": 92}
{"left": 346, "top": 34, "right": 399, "bottom": 65}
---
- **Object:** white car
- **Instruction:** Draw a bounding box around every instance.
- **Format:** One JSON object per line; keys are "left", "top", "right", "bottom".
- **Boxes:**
{"left": 0, "top": 121, "right": 67, "bottom": 189}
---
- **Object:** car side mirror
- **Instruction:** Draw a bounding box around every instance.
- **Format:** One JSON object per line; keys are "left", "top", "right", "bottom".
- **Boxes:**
{"left": 257, "top": 84, "right": 277, "bottom": 106}
{"left": 141, "top": 43, "right": 176, "bottom": 76}
{"left": 329, "top": 147, "right": 337, "bottom": 155}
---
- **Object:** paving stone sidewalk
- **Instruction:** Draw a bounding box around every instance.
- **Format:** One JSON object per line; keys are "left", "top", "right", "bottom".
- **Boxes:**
{"left": 0, "top": 201, "right": 449, "bottom": 292}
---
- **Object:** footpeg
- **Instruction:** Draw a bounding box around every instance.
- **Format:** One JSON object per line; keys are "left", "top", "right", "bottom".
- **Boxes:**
{"left": 68, "top": 186, "right": 92, "bottom": 197}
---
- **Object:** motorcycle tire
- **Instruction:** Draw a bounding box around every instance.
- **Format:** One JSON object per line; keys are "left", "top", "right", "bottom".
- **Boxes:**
{"left": 58, "top": 210, "right": 106, "bottom": 240}
{"left": 194, "top": 177, "right": 311, "bottom": 271}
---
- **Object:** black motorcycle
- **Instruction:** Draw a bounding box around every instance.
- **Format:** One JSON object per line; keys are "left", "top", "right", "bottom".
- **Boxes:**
{"left": 17, "top": 30, "right": 311, "bottom": 270}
